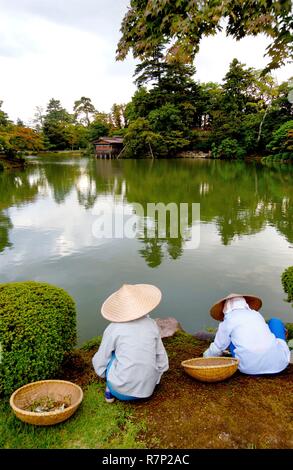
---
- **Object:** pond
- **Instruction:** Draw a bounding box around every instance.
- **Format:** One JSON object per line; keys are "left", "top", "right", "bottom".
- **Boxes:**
{"left": 0, "top": 155, "right": 292, "bottom": 344}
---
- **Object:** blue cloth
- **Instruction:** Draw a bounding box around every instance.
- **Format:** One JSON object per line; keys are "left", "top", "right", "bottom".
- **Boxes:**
{"left": 229, "top": 342, "right": 236, "bottom": 357}
{"left": 267, "top": 318, "right": 286, "bottom": 341}
{"left": 106, "top": 352, "right": 141, "bottom": 401}
{"left": 229, "top": 317, "right": 286, "bottom": 357}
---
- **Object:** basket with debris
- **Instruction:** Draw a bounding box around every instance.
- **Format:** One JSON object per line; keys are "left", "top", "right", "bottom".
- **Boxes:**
{"left": 10, "top": 380, "right": 83, "bottom": 425}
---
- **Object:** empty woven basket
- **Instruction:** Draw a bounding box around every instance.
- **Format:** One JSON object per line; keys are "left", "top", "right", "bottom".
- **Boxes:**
{"left": 181, "top": 357, "right": 239, "bottom": 382}
{"left": 10, "top": 380, "right": 83, "bottom": 426}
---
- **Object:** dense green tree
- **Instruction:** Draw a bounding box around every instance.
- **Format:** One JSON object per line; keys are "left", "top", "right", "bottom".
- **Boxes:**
{"left": 117, "top": 1, "right": 293, "bottom": 73}
{"left": 0, "top": 101, "right": 11, "bottom": 128}
{"left": 124, "top": 118, "right": 162, "bottom": 158}
{"left": 205, "top": 60, "right": 258, "bottom": 150}
{"left": 239, "top": 113, "right": 263, "bottom": 154}
{"left": 124, "top": 55, "right": 201, "bottom": 157}
{"left": 211, "top": 138, "right": 246, "bottom": 160}
{"left": 134, "top": 59, "right": 200, "bottom": 121}
{"left": 124, "top": 52, "right": 292, "bottom": 159}
{"left": 42, "top": 122, "right": 69, "bottom": 150}
{"left": 148, "top": 103, "right": 185, "bottom": 133}
{"left": 260, "top": 78, "right": 293, "bottom": 146}
{"left": 111, "top": 103, "right": 123, "bottom": 129}
{"left": 134, "top": 46, "right": 166, "bottom": 88}
{"left": 201, "top": 59, "right": 292, "bottom": 158}
{"left": 125, "top": 87, "right": 153, "bottom": 122}
{"left": 2, "top": 66, "right": 292, "bottom": 160}
{"left": 194, "top": 82, "right": 223, "bottom": 129}
{"left": 44, "top": 99, "right": 71, "bottom": 124}
{"left": 43, "top": 99, "right": 73, "bottom": 150}
{"left": 63, "top": 123, "right": 88, "bottom": 150}
{"left": 88, "top": 119, "right": 110, "bottom": 142}
{"left": 222, "top": 59, "right": 256, "bottom": 116}
{"left": 86, "top": 112, "right": 112, "bottom": 153}
{"left": 110, "top": 103, "right": 128, "bottom": 129}
{"left": 267, "top": 120, "right": 293, "bottom": 160}
{"left": 73, "top": 97, "right": 96, "bottom": 127}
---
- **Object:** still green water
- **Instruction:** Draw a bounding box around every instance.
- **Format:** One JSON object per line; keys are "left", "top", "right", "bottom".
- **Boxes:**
{"left": 0, "top": 155, "right": 292, "bottom": 344}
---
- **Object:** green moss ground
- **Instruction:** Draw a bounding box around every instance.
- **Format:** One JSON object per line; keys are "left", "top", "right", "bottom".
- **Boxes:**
{"left": 0, "top": 383, "right": 145, "bottom": 449}
{"left": 1, "top": 331, "right": 292, "bottom": 449}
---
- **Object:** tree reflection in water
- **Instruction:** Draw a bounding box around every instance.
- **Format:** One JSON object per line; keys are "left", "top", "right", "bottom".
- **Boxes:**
{"left": 0, "top": 157, "right": 292, "bottom": 266}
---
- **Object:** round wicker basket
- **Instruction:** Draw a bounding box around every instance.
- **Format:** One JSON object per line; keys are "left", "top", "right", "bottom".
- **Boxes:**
{"left": 181, "top": 357, "right": 239, "bottom": 382}
{"left": 10, "top": 380, "right": 83, "bottom": 426}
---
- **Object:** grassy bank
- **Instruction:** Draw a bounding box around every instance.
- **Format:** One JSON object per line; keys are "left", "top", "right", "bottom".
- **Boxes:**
{"left": 0, "top": 382, "right": 145, "bottom": 449}
{"left": 1, "top": 331, "right": 292, "bottom": 449}
{"left": 0, "top": 336, "right": 145, "bottom": 449}
{"left": 36, "top": 150, "right": 84, "bottom": 157}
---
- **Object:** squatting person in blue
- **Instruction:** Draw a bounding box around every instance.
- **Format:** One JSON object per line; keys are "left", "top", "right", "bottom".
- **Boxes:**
{"left": 92, "top": 284, "right": 169, "bottom": 403}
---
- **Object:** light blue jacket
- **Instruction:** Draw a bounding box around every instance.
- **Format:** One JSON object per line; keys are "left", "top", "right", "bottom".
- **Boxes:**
{"left": 92, "top": 316, "right": 169, "bottom": 397}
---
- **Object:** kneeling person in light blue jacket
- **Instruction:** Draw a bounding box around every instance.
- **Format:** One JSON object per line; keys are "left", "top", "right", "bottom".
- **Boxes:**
{"left": 92, "top": 284, "right": 169, "bottom": 403}
{"left": 203, "top": 293, "right": 290, "bottom": 375}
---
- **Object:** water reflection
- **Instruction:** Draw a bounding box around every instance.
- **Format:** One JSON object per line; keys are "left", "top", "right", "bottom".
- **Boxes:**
{"left": 0, "top": 168, "right": 41, "bottom": 252}
{"left": 88, "top": 159, "right": 293, "bottom": 255}
{"left": 0, "top": 212, "right": 12, "bottom": 253}
{"left": 0, "top": 158, "right": 292, "bottom": 264}
{"left": 1, "top": 156, "right": 293, "bottom": 342}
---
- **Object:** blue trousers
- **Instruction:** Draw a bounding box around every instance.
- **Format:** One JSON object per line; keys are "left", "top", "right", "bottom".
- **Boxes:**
{"left": 106, "top": 352, "right": 141, "bottom": 401}
{"left": 229, "top": 317, "right": 286, "bottom": 357}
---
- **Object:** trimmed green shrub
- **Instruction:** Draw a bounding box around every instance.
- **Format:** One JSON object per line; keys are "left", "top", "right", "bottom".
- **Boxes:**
{"left": 0, "top": 281, "right": 76, "bottom": 395}
{"left": 282, "top": 266, "right": 293, "bottom": 303}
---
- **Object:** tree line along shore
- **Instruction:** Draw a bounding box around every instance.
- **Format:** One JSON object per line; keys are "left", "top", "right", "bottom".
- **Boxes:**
{"left": 0, "top": 56, "right": 292, "bottom": 166}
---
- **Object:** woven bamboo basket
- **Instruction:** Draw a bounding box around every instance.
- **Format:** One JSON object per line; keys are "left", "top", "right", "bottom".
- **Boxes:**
{"left": 10, "top": 380, "right": 83, "bottom": 426}
{"left": 181, "top": 357, "right": 239, "bottom": 382}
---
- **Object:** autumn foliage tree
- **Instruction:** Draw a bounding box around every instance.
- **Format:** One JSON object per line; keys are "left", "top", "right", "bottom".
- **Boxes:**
{"left": 0, "top": 101, "right": 44, "bottom": 158}
{"left": 0, "top": 126, "right": 44, "bottom": 158}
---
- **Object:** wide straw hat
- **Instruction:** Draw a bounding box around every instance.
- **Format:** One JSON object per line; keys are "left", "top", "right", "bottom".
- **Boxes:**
{"left": 210, "top": 293, "right": 262, "bottom": 321}
{"left": 101, "top": 284, "right": 162, "bottom": 322}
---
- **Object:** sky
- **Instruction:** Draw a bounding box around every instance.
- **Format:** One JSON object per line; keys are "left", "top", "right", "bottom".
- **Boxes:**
{"left": 0, "top": 0, "right": 292, "bottom": 124}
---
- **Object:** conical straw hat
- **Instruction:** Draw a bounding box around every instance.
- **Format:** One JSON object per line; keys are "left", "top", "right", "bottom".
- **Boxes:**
{"left": 210, "top": 293, "right": 262, "bottom": 321}
{"left": 101, "top": 284, "right": 162, "bottom": 322}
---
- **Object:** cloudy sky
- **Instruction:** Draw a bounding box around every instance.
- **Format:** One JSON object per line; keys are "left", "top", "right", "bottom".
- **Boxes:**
{"left": 0, "top": 0, "right": 292, "bottom": 124}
